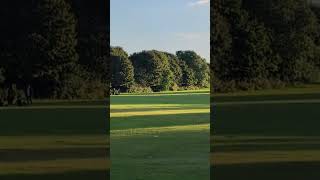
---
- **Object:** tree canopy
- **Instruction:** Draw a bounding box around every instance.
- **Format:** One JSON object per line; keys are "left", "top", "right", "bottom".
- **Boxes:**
{"left": 0, "top": 0, "right": 109, "bottom": 101}
{"left": 110, "top": 48, "right": 209, "bottom": 93}
{"left": 212, "top": 0, "right": 320, "bottom": 91}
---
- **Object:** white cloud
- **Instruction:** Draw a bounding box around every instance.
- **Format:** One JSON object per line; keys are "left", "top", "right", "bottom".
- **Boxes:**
{"left": 188, "top": 0, "right": 209, "bottom": 7}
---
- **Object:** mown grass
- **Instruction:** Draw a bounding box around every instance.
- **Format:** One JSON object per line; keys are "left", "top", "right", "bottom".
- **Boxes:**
{"left": 111, "top": 91, "right": 210, "bottom": 180}
{"left": 0, "top": 101, "right": 109, "bottom": 179}
{"left": 211, "top": 84, "right": 320, "bottom": 179}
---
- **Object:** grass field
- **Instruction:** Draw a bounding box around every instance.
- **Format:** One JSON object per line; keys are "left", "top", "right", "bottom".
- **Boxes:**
{"left": 111, "top": 91, "right": 210, "bottom": 180}
{"left": 212, "top": 84, "right": 320, "bottom": 179}
{"left": 0, "top": 101, "right": 109, "bottom": 180}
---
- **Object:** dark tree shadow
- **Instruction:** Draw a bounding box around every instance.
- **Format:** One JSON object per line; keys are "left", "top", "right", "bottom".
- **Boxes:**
{"left": 0, "top": 147, "right": 108, "bottom": 162}
{"left": 0, "top": 170, "right": 109, "bottom": 180}
{"left": 211, "top": 161, "right": 320, "bottom": 180}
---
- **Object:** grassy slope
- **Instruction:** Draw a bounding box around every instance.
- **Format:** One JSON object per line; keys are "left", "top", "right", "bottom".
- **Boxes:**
{"left": 111, "top": 92, "right": 210, "bottom": 180}
{"left": 0, "top": 101, "right": 109, "bottom": 179}
{"left": 212, "top": 84, "right": 320, "bottom": 179}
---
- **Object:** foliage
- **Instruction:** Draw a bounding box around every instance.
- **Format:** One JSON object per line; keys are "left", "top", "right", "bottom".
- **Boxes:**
{"left": 130, "top": 50, "right": 174, "bottom": 92}
{"left": 212, "top": 0, "right": 320, "bottom": 91}
{"left": 176, "top": 51, "right": 209, "bottom": 87}
{"left": 165, "top": 53, "right": 183, "bottom": 86}
{"left": 111, "top": 47, "right": 134, "bottom": 92}
{"left": 0, "top": 0, "right": 109, "bottom": 100}
{"left": 0, "top": 69, "right": 5, "bottom": 84}
{"left": 32, "top": 0, "right": 79, "bottom": 98}
{"left": 127, "top": 84, "right": 153, "bottom": 94}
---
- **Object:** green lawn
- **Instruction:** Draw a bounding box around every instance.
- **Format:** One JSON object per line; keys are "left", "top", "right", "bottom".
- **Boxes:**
{"left": 0, "top": 101, "right": 109, "bottom": 180}
{"left": 212, "top": 85, "right": 320, "bottom": 179}
{"left": 111, "top": 92, "right": 210, "bottom": 180}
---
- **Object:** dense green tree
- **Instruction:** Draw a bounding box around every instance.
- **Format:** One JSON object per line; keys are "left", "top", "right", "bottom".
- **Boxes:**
{"left": 269, "top": 0, "right": 318, "bottom": 82}
{"left": 130, "top": 50, "right": 173, "bottom": 91}
{"left": 311, "top": 5, "right": 320, "bottom": 71}
{"left": 0, "top": 69, "right": 5, "bottom": 85}
{"left": 78, "top": 34, "right": 109, "bottom": 82}
{"left": 0, "top": 1, "right": 35, "bottom": 87}
{"left": 211, "top": 0, "right": 233, "bottom": 82}
{"left": 164, "top": 53, "right": 183, "bottom": 87}
{"left": 111, "top": 47, "right": 134, "bottom": 91}
{"left": 176, "top": 51, "right": 209, "bottom": 87}
{"left": 212, "top": 0, "right": 320, "bottom": 91}
{"left": 0, "top": 1, "right": 110, "bottom": 99}
{"left": 179, "top": 61, "right": 196, "bottom": 87}
{"left": 32, "top": 0, "right": 79, "bottom": 98}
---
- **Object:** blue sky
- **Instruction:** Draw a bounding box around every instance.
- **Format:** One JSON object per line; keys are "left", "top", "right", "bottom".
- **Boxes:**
{"left": 111, "top": 0, "right": 210, "bottom": 61}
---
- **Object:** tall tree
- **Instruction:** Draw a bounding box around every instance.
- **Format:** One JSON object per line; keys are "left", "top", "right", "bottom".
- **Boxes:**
{"left": 111, "top": 47, "right": 134, "bottom": 91}
{"left": 164, "top": 52, "right": 183, "bottom": 87}
{"left": 269, "top": 0, "right": 319, "bottom": 82}
{"left": 32, "top": 0, "right": 79, "bottom": 98}
{"left": 176, "top": 51, "right": 209, "bottom": 87}
{"left": 211, "top": 0, "right": 233, "bottom": 82}
{"left": 130, "top": 50, "right": 173, "bottom": 91}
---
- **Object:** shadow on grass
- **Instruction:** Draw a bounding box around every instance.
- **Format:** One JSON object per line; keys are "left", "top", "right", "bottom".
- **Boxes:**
{"left": 213, "top": 143, "right": 320, "bottom": 152}
{"left": 0, "top": 108, "right": 108, "bottom": 136}
{"left": 0, "top": 170, "right": 109, "bottom": 180}
{"left": 211, "top": 161, "right": 320, "bottom": 180}
{"left": 0, "top": 147, "right": 108, "bottom": 162}
{"left": 111, "top": 112, "right": 209, "bottom": 130}
{"left": 212, "top": 103, "right": 320, "bottom": 137}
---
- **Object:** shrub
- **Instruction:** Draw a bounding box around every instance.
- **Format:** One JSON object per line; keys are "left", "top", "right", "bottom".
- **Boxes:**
{"left": 16, "top": 89, "right": 27, "bottom": 106}
{"left": 127, "top": 84, "right": 153, "bottom": 94}
{"left": 212, "top": 80, "right": 237, "bottom": 93}
{"left": 169, "top": 83, "right": 179, "bottom": 91}
{"left": 186, "top": 85, "right": 200, "bottom": 90}
{"left": 237, "top": 81, "right": 255, "bottom": 91}
{"left": 110, "top": 88, "right": 120, "bottom": 95}
{"left": 269, "top": 79, "right": 286, "bottom": 89}
{"left": 7, "top": 85, "right": 18, "bottom": 105}
{"left": 0, "top": 88, "right": 7, "bottom": 106}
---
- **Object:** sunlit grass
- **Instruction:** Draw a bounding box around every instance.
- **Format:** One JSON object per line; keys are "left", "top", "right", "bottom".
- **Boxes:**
{"left": 111, "top": 109, "right": 209, "bottom": 117}
{"left": 112, "top": 124, "right": 209, "bottom": 137}
{"left": 110, "top": 104, "right": 208, "bottom": 110}
{"left": 111, "top": 91, "right": 210, "bottom": 180}
{"left": 118, "top": 88, "right": 210, "bottom": 96}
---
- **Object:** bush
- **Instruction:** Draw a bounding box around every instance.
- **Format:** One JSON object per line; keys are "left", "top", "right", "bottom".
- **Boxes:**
{"left": 56, "top": 69, "right": 108, "bottom": 99}
{"left": 253, "top": 79, "right": 272, "bottom": 90}
{"left": 16, "top": 89, "right": 27, "bottom": 106}
{"left": 186, "top": 85, "right": 201, "bottom": 90}
{"left": 269, "top": 79, "right": 286, "bottom": 89}
{"left": 127, "top": 84, "right": 153, "bottom": 94}
{"left": 0, "top": 88, "right": 7, "bottom": 106}
{"left": 237, "top": 81, "right": 255, "bottom": 91}
{"left": 212, "top": 80, "right": 237, "bottom": 93}
{"left": 211, "top": 78, "right": 289, "bottom": 92}
{"left": 169, "top": 83, "right": 179, "bottom": 91}
{"left": 110, "top": 88, "right": 120, "bottom": 95}
{"left": 82, "top": 80, "right": 108, "bottom": 99}
{"left": 7, "top": 85, "right": 18, "bottom": 105}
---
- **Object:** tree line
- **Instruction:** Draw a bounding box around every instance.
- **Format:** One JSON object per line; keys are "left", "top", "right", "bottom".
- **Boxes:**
{"left": 110, "top": 47, "right": 209, "bottom": 93}
{"left": 0, "top": 0, "right": 108, "bottom": 105}
{"left": 212, "top": 0, "right": 320, "bottom": 92}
